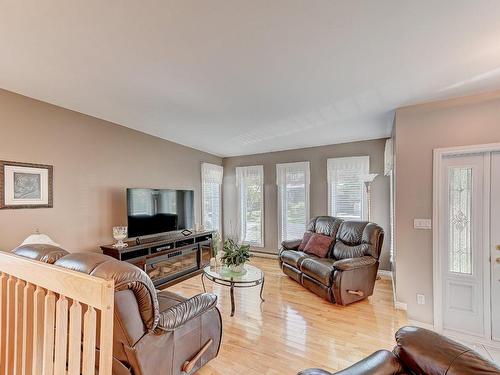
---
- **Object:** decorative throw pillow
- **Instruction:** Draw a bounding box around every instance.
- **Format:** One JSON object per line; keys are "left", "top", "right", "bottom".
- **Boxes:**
{"left": 298, "top": 232, "right": 313, "bottom": 251}
{"left": 303, "top": 233, "right": 334, "bottom": 258}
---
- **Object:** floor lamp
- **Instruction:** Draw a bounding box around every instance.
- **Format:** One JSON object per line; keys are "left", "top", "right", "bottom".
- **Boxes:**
{"left": 363, "top": 173, "right": 378, "bottom": 221}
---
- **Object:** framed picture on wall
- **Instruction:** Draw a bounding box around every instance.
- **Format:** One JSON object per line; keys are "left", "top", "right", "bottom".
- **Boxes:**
{"left": 0, "top": 161, "right": 53, "bottom": 209}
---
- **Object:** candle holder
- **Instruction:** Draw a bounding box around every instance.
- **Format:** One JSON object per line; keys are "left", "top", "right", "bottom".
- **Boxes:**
{"left": 112, "top": 226, "right": 128, "bottom": 248}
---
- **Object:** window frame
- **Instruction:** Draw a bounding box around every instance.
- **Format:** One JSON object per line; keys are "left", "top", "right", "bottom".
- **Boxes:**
{"left": 276, "top": 161, "right": 310, "bottom": 248}
{"left": 201, "top": 162, "right": 223, "bottom": 233}
{"left": 327, "top": 156, "right": 370, "bottom": 220}
{"left": 236, "top": 165, "right": 265, "bottom": 247}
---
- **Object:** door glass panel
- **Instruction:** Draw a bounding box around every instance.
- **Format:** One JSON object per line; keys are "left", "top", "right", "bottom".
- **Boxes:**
{"left": 448, "top": 167, "right": 473, "bottom": 274}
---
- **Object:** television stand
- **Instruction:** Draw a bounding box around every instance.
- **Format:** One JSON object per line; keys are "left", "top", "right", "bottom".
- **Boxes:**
{"left": 101, "top": 230, "right": 214, "bottom": 288}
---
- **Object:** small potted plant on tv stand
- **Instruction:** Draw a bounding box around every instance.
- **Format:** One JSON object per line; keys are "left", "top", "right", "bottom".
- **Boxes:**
{"left": 221, "top": 238, "right": 251, "bottom": 274}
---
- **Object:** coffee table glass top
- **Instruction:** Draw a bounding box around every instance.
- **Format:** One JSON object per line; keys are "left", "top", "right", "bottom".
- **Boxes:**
{"left": 203, "top": 264, "right": 263, "bottom": 283}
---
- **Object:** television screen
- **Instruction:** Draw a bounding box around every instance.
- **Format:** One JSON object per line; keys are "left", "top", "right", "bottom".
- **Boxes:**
{"left": 127, "top": 188, "right": 194, "bottom": 238}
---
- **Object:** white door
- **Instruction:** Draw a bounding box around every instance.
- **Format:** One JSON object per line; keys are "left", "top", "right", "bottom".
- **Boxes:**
{"left": 439, "top": 154, "right": 487, "bottom": 337}
{"left": 491, "top": 152, "right": 500, "bottom": 342}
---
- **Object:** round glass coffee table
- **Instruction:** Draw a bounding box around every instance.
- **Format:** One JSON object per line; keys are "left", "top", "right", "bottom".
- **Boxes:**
{"left": 202, "top": 264, "right": 265, "bottom": 317}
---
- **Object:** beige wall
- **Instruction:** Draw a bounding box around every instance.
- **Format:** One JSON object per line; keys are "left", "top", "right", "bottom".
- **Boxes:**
{"left": 222, "top": 138, "right": 391, "bottom": 270}
{"left": 394, "top": 90, "right": 500, "bottom": 324}
{"left": 0, "top": 89, "right": 221, "bottom": 252}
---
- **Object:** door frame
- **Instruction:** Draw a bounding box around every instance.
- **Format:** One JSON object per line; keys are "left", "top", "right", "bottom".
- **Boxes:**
{"left": 433, "top": 142, "right": 500, "bottom": 343}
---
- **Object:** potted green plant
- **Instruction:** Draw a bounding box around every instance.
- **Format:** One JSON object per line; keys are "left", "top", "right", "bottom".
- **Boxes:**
{"left": 221, "top": 238, "right": 251, "bottom": 274}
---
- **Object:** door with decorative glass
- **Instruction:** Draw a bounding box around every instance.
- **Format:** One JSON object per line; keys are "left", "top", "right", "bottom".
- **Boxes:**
{"left": 438, "top": 153, "right": 487, "bottom": 338}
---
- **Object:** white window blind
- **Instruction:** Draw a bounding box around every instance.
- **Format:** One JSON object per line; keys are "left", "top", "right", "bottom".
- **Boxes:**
{"left": 236, "top": 165, "right": 264, "bottom": 246}
{"left": 327, "top": 156, "right": 369, "bottom": 220}
{"left": 277, "top": 162, "right": 310, "bottom": 246}
{"left": 201, "top": 163, "right": 223, "bottom": 233}
{"left": 384, "top": 138, "right": 394, "bottom": 176}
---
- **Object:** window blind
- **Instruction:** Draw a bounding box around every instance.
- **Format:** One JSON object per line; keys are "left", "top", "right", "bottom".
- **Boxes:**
{"left": 201, "top": 163, "right": 223, "bottom": 233}
{"left": 384, "top": 138, "right": 394, "bottom": 176}
{"left": 236, "top": 165, "right": 264, "bottom": 246}
{"left": 327, "top": 156, "right": 369, "bottom": 220}
{"left": 276, "top": 162, "right": 310, "bottom": 246}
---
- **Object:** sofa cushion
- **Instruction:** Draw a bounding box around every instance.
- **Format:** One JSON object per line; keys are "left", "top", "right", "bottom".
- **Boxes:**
{"left": 281, "top": 250, "right": 309, "bottom": 268}
{"left": 300, "top": 258, "right": 336, "bottom": 286}
{"left": 304, "top": 233, "right": 334, "bottom": 258}
{"left": 334, "top": 221, "right": 384, "bottom": 259}
{"left": 298, "top": 232, "right": 313, "bottom": 251}
{"left": 308, "top": 216, "right": 343, "bottom": 237}
{"left": 302, "top": 274, "right": 333, "bottom": 302}
{"left": 282, "top": 263, "right": 302, "bottom": 283}
{"left": 12, "top": 244, "right": 69, "bottom": 264}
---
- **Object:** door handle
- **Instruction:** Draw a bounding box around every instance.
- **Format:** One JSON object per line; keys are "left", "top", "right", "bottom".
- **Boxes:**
{"left": 496, "top": 257, "right": 500, "bottom": 264}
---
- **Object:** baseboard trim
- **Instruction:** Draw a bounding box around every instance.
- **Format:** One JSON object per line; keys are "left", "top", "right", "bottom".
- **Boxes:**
{"left": 377, "top": 270, "right": 393, "bottom": 280}
{"left": 407, "top": 320, "right": 434, "bottom": 330}
{"left": 395, "top": 301, "right": 407, "bottom": 311}
{"left": 250, "top": 251, "right": 279, "bottom": 259}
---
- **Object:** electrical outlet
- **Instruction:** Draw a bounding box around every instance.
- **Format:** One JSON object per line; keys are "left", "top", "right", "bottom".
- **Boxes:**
{"left": 417, "top": 294, "right": 425, "bottom": 305}
{"left": 414, "top": 219, "right": 432, "bottom": 230}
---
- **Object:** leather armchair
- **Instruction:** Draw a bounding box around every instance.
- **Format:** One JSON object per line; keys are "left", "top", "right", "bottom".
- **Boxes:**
{"left": 279, "top": 216, "right": 384, "bottom": 305}
{"left": 12, "top": 246, "right": 222, "bottom": 375}
{"left": 298, "top": 326, "right": 500, "bottom": 374}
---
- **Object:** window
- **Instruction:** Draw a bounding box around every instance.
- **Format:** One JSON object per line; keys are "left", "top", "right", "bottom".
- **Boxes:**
{"left": 448, "top": 167, "right": 472, "bottom": 274}
{"left": 385, "top": 138, "right": 395, "bottom": 263}
{"left": 276, "top": 162, "right": 310, "bottom": 246}
{"left": 327, "top": 156, "right": 369, "bottom": 220}
{"left": 236, "top": 165, "right": 264, "bottom": 246}
{"left": 201, "top": 163, "right": 223, "bottom": 233}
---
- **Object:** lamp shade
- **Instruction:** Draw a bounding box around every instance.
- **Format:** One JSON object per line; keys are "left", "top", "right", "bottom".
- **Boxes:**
{"left": 21, "top": 233, "right": 60, "bottom": 247}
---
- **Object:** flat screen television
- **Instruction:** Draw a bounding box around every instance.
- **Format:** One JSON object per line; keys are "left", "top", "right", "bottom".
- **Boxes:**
{"left": 127, "top": 188, "right": 195, "bottom": 238}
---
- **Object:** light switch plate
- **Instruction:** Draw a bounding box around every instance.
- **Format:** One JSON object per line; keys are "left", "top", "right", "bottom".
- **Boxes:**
{"left": 414, "top": 219, "right": 432, "bottom": 230}
{"left": 417, "top": 294, "right": 425, "bottom": 305}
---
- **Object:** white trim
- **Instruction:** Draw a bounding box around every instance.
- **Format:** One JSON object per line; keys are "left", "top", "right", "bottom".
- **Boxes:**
{"left": 276, "top": 161, "right": 310, "bottom": 248}
{"left": 327, "top": 156, "right": 370, "bottom": 220}
{"left": 433, "top": 142, "right": 500, "bottom": 346}
{"left": 201, "top": 162, "right": 223, "bottom": 233}
{"left": 377, "top": 270, "right": 393, "bottom": 280}
{"left": 433, "top": 142, "right": 500, "bottom": 156}
{"left": 433, "top": 147, "right": 442, "bottom": 330}
{"left": 407, "top": 320, "right": 434, "bottom": 330}
{"left": 395, "top": 301, "right": 407, "bottom": 311}
{"left": 236, "top": 165, "right": 265, "bottom": 247}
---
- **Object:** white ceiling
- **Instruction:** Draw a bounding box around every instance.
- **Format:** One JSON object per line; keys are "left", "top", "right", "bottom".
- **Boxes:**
{"left": 1, "top": 1, "right": 500, "bottom": 157}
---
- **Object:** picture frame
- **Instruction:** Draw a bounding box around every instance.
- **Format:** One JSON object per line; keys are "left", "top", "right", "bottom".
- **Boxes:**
{"left": 0, "top": 161, "right": 53, "bottom": 209}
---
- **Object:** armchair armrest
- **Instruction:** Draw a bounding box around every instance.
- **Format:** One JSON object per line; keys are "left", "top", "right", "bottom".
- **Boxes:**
{"left": 297, "top": 351, "right": 404, "bottom": 375}
{"left": 158, "top": 293, "right": 217, "bottom": 331}
{"left": 281, "top": 239, "right": 302, "bottom": 251}
{"left": 332, "top": 350, "right": 405, "bottom": 375}
{"left": 333, "top": 256, "right": 376, "bottom": 271}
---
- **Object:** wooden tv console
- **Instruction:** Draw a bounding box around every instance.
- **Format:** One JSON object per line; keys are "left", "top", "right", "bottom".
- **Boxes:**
{"left": 101, "top": 230, "right": 214, "bottom": 288}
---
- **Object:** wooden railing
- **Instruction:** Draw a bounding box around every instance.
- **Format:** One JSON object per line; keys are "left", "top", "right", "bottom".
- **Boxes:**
{"left": 0, "top": 252, "right": 114, "bottom": 375}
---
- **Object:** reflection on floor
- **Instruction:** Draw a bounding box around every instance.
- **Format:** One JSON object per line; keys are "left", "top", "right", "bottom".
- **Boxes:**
{"left": 167, "top": 257, "right": 407, "bottom": 375}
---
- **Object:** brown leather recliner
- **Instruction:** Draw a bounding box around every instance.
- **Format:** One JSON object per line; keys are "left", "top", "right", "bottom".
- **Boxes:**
{"left": 298, "top": 326, "right": 500, "bottom": 374}
{"left": 279, "top": 216, "right": 384, "bottom": 305}
{"left": 12, "top": 244, "right": 222, "bottom": 375}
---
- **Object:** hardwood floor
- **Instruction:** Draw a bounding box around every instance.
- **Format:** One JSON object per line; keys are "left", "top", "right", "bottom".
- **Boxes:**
{"left": 167, "top": 257, "right": 407, "bottom": 375}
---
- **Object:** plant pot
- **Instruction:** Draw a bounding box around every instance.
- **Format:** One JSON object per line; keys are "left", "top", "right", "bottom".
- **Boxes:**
{"left": 228, "top": 264, "right": 245, "bottom": 274}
